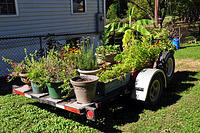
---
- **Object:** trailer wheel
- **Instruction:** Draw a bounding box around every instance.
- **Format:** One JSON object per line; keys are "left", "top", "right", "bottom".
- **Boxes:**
{"left": 146, "top": 73, "right": 164, "bottom": 105}
{"left": 157, "top": 51, "right": 175, "bottom": 82}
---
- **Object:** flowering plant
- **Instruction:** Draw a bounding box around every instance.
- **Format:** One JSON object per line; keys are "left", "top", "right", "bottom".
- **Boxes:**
{"left": 2, "top": 57, "right": 27, "bottom": 82}
{"left": 42, "top": 48, "right": 78, "bottom": 91}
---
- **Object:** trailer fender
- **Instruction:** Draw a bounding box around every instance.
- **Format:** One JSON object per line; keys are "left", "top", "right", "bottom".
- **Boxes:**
{"left": 131, "top": 68, "right": 167, "bottom": 101}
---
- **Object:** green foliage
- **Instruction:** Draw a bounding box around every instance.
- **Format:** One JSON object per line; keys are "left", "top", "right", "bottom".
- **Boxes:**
{"left": 77, "top": 38, "right": 99, "bottom": 71}
{"left": 127, "top": 1, "right": 150, "bottom": 20}
{"left": 43, "top": 48, "right": 77, "bottom": 82}
{"left": 1, "top": 48, "right": 36, "bottom": 82}
{"left": 26, "top": 61, "right": 45, "bottom": 88}
{"left": 41, "top": 47, "right": 78, "bottom": 95}
{"left": 107, "top": 2, "right": 119, "bottom": 21}
{"left": 98, "top": 63, "right": 130, "bottom": 82}
{"left": 2, "top": 57, "right": 26, "bottom": 82}
{"left": 170, "top": 0, "right": 200, "bottom": 22}
{"left": 106, "top": 0, "right": 128, "bottom": 21}
{"left": 96, "top": 45, "right": 120, "bottom": 55}
{"left": 99, "top": 20, "right": 174, "bottom": 82}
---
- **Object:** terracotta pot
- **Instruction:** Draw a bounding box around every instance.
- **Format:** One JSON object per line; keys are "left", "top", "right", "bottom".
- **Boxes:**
{"left": 70, "top": 75, "right": 99, "bottom": 104}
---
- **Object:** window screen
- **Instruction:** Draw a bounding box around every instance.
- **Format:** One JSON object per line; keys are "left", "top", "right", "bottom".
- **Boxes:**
{"left": 0, "top": 0, "right": 17, "bottom": 15}
{"left": 72, "top": 0, "right": 85, "bottom": 13}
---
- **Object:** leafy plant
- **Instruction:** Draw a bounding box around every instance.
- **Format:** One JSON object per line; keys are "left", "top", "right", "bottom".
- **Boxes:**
{"left": 97, "top": 63, "right": 130, "bottom": 82}
{"left": 26, "top": 59, "right": 45, "bottom": 88}
{"left": 42, "top": 48, "right": 78, "bottom": 97}
{"left": 99, "top": 23, "right": 174, "bottom": 82}
{"left": 2, "top": 57, "right": 28, "bottom": 82}
{"left": 96, "top": 45, "right": 120, "bottom": 55}
{"left": 77, "top": 38, "right": 99, "bottom": 70}
{"left": 43, "top": 49, "right": 77, "bottom": 82}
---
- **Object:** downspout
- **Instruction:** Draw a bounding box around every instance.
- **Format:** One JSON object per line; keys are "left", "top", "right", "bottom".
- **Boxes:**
{"left": 97, "top": 0, "right": 100, "bottom": 13}
{"left": 103, "top": 0, "right": 106, "bottom": 27}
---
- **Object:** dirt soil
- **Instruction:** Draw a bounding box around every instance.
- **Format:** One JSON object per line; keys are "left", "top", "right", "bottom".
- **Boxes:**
{"left": 175, "top": 58, "right": 200, "bottom": 72}
{"left": 76, "top": 78, "right": 92, "bottom": 82}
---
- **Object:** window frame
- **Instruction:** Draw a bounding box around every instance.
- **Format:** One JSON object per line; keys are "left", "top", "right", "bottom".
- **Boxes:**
{"left": 0, "top": 0, "right": 19, "bottom": 17}
{"left": 71, "top": 0, "right": 87, "bottom": 14}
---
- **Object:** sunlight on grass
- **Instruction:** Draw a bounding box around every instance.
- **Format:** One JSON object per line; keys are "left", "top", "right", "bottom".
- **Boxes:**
{"left": 175, "top": 45, "right": 200, "bottom": 60}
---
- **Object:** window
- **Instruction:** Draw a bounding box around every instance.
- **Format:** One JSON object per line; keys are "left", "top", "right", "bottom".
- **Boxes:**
{"left": 72, "top": 0, "right": 86, "bottom": 13}
{"left": 0, "top": 0, "right": 17, "bottom": 16}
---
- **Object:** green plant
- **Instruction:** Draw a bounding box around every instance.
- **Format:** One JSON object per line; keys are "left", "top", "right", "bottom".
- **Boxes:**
{"left": 2, "top": 57, "right": 27, "bottom": 82}
{"left": 77, "top": 38, "right": 99, "bottom": 70}
{"left": 99, "top": 25, "right": 174, "bottom": 82}
{"left": 107, "top": 2, "right": 119, "bottom": 21}
{"left": 24, "top": 48, "right": 37, "bottom": 73}
{"left": 26, "top": 60, "right": 45, "bottom": 88}
{"left": 96, "top": 45, "right": 121, "bottom": 63}
{"left": 96, "top": 45, "right": 120, "bottom": 55}
{"left": 42, "top": 48, "right": 78, "bottom": 97}
{"left": 97, "top": 63, "right": 130, "bottom": 82}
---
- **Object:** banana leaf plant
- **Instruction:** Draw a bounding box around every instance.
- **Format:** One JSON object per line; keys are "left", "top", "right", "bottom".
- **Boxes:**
{"left": 104, "top": 7, "right": 155, "bottom": 49}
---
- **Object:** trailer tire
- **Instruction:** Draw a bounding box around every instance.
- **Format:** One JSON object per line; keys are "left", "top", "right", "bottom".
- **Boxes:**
{"left": 146, "top": 72, "right": 164, "bottom": 105}
{"left": 157, "top": 51, "right": 175, "bottom": 82}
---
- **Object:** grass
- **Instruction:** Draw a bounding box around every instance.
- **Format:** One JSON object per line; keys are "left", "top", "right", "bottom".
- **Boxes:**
{"left": 175, "top": 44, "right": 200, "bottom": 60}
{"left": 0, "top": 44, "right": 200, "bottom": 132}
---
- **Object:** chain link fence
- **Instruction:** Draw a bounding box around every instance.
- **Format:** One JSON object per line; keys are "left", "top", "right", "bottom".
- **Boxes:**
{"left": 0, "top": 32, "right": 100, "bottom": 77}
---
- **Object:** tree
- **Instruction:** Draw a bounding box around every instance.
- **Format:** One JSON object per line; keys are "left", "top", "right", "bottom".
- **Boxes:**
{"left": 106, "top": 0, "right": 128, "bottom": 20}
{"left": 128, "top": 0, "right": 169, "bottom": 27}
{"left": 170, "top": 0, "right": 200, "bottom": 23}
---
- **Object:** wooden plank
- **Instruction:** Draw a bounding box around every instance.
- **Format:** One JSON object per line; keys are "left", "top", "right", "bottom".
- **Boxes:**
{"left": 31, "top": 93, "right": 48, "bottom": 98}
{"left": 40, "top": 96, "right": 64, "bottom": 104}
{"left": 15, "top": 85, "right": 31, "bottom": 93}
{"left": 65, "top": 102, "right": 93, "bottom": 110}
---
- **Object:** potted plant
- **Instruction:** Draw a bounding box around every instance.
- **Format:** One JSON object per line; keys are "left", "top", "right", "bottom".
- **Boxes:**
{"left": 96, "top": 45, "right": 120, "bottom": 64}
{"left": 43, "top": 48, "right": 77, "bottom": 99}
{"left": 26, "top": 59, "right": 47, "bottom": 94}
{"left": 97, "top": 63, "right": 131, "bottom": 95}
{"left": 77, "top": 38, "right": 101, "bottom": 76}
{"left": 2, "top": 57, "right": 30, "bottom": 84}
{"left": 70, "top": 75, "right": 99, "bottom": 104}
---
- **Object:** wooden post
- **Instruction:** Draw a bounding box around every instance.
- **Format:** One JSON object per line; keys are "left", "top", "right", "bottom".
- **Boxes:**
{"left": 155, "top": 0, "right": 159, "bottom": 27}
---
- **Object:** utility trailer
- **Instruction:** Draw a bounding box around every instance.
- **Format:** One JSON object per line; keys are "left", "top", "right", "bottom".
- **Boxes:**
{"left": 13, "top": 51, "right": 175, "bottom": 121}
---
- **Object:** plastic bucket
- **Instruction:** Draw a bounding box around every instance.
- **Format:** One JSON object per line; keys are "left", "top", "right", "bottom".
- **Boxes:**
{"left": 172, "top": 36, "right": 180, "bottom": 50}
{"left": 46, "top": 82, "right": 62, "bottom": 99}
{"left": 31, "top": 82, "right": 46, "bottom": 94}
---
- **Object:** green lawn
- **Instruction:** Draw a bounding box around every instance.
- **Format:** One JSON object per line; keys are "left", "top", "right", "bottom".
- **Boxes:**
{"left": 0, "top": 45, "right": 200, "bottom": 133}
{"left": 174, "top": 44, "right": 200, "bottom": 60}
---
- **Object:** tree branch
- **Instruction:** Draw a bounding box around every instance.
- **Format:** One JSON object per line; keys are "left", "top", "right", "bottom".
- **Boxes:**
{"left": 146, "top": 0, "right": 154, "bottom": 17}
{"left": 129, "top": 0, "right": 154, "bottom": 20}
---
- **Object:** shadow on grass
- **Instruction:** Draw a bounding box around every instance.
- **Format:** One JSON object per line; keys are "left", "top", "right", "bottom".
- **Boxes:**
{"left": 21, "top": 71, "right": 199, "bottom": 132}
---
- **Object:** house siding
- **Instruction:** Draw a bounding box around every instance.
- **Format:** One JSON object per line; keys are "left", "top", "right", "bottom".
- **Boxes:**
{"left": 0, "top": 0, "right": 104, "bottom": 76}
{"left": 0, "top": 0, "right": 103, "bottom": 37}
